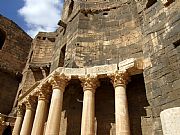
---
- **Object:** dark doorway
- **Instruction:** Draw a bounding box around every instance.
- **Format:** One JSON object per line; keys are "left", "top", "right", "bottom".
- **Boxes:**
{"left": 95, "top": 78, "right": 115, "bottom": 135}
{"left": 61, "top": 79, "right": 83, "bottom": 135}
{"left": 68, "top": 0, "right": 74, "bottom": 17}
{"left": 127, "top": 74, "right": 150, "bottom": 135}
{"left": 3, "top": 125, "right": 12, "bottom": 135}
{"left": 146, "top": 0, "right": 157, "bottom": 8}
{"left": 59, "top": 45, "right": 66, "bottom": 67}
{"left": 0, "top": 29, "right": 6, "bottom": 49}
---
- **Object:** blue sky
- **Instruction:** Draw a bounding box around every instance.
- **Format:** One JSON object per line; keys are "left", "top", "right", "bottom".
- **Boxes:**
{"left": 0, "top": 0, "right": 63, "bottom": 37}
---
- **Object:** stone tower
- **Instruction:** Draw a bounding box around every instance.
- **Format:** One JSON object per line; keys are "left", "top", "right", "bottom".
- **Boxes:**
{"left": 0, "top": 0, "right": 180, "bottom": 135}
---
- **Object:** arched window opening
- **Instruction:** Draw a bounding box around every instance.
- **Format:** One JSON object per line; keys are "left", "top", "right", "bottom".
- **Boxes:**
{"left": 0, "top": 29, "right": 6, "bottom": 49}
{"left": 146, "top": 0, "right": 157, "bottom": 8}
{"left": 68, "top": 0, "right": 74, "bottom": 17}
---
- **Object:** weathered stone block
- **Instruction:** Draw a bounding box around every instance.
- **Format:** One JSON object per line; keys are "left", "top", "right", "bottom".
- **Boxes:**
{"left": 64, "top": 67, "right": 86, "bottom": 77}
{"left": 118, "top": 58, "right": 135, "bottom": 70}
{"left": 86, "top": 64, "right": 117, "bottom": 76}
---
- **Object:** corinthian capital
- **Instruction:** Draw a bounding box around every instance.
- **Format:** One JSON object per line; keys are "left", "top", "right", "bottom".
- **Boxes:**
{"left": 35, "top": 83, "right": 51, "bottom": 101}
{"left": 49, "top": 72, "right": 70, "bottom": 92}
{"left": 24, "top": 96, "right": 37, "bottom": 111}
{"left": 79, "top": 74, "right": 99, "bottom": 93}
{"left": 109, "top": 70, "right": 129, "bottom": 87}
{"left": 17, "top": 105, "right": 24, "bottom": 117}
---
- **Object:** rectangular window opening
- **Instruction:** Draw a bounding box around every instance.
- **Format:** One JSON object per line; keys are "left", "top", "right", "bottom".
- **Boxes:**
{"left": 173, "top": 39, "right": 180, "bottom": 48}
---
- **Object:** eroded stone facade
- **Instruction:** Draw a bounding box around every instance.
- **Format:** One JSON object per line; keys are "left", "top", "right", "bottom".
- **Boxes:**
{"left": 0, "top": 0, "right": 180, "bottom": 135}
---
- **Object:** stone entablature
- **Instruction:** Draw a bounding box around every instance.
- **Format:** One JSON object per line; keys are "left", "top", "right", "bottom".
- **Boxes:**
{"left": 18, "top": 58, "right": 148, "bottom": 104}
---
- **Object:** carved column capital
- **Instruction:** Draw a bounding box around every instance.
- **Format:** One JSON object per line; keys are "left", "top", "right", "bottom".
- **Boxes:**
{"left": 38, "top": 91, "right": 50, "bottom": 101}
{"left": 24, "top": 96, "right": 37, "bottom": 111}
{"left": 17, "top": 105, "right": 24, "bottom": 117}
{"left": 49, "top": 73, "right": 70, "bottom": 92}
{"left": 35, "top": 83, "right": 51, "bottom": 102}
{"left": 79, "top": 74, "right": 99, "bottom": 93}
{"left": 0, "top": 115, "right": 5, "bottom": 126}
{"left": 109, "top": 71, "right": 129, "bottom": 88}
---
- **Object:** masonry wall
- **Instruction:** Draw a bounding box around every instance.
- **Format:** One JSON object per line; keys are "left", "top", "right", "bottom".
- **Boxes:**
{"left": 0, "top": 15, "right": 32, "bottom": 114}
{"left": 61, "top": 0, "right": 143, "bottom": 67}
{"left": 20, "top": 32, "right": 56, "bottom": 95}
{"left": 0, "top": 72, "right": 19, "bottom": 114}
{"left": 141, "top": 0, "right": 180, "bottom": 134}
{"left": 0, "top": 15, "right": 32, "bottom": 73}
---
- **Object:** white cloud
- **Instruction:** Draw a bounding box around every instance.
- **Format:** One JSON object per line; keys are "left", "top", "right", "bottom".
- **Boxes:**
{"left": 18, "top": 0, "right": 63, "bottom": 37}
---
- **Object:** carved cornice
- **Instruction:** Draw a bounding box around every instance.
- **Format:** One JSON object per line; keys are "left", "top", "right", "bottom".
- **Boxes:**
{"left": 79, "top": 74, "right": 99, "bottom": 93}
{"left": 109, "top": 71, "right": 129, "bottom": 88}
{"left": 49, "top": 72, "right": 70, "bottom": 92}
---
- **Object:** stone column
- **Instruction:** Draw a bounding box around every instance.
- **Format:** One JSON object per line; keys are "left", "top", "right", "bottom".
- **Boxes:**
{"left": 110, "top": 71, "right": 130, "bottom": 135}
{"left": 160, "top": 107, "right": 180, "bottom": 135}
{"left": 31, "top": 89, "right": 50, "bottom": 135}
{"left": 80, "top": 75, "right": 99, "bottom": 135}
{"left": 20, "top": 97, "right": 36, "bottom": 135}
{"left": 45, "top": 73, "right": 69, "bottom": 135}
{"left": 12, "top": 105, "right": 24, "bottom": 135}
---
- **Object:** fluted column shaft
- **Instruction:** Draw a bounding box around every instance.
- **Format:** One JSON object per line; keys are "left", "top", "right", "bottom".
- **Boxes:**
{"left": 45, "top": 74, "right": 68, "bottom": 135}
{"left": 20, "top": 98, "right": 36, "bottom": 135}
{"left": 80, "top": 75, "right": 99, "bottom": 135}
{"left": 111, "top": 71, "right": 130, "bottom": 135}
{"left": 12, "top": 105, "right": 24, "bottom": 135}
{"left": 31, "top": 92, "right": 49, "bottom": 135}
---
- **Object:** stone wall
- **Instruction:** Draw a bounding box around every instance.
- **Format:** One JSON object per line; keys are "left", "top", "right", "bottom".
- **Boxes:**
{"left": 19, "top": 32, "right": 56, "bottom": 95}
{"left": 141, "top": 0, "right": 180, "bottom": 134}
{"left": 0, "top": 15, "right": 32, "bottom": 114}
{"left": 58, "top": 0, "right": 143, "bottom": 68}
{"left": 0, "top": 71, "right": 19, "bottom": 114}
{"left": 0, "top": 15, "right": 32, "bottom": 73}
